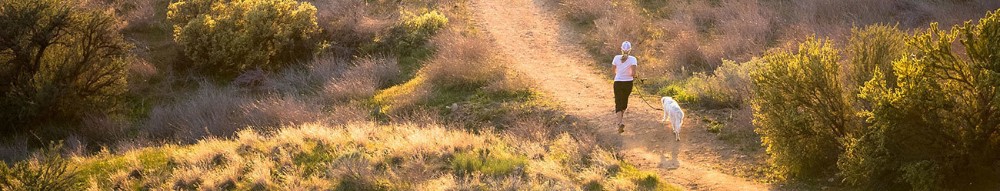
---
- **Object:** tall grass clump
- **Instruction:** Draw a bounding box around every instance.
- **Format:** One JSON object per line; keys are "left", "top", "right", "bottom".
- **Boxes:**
{"left": 168, "top": 0, "right": 322, "bottom": 78}
{"left": 323, "top": 56, "right": 401, "bottom": 102}
{"left": 0, "top": 0, "right": 131, "bottom": 132}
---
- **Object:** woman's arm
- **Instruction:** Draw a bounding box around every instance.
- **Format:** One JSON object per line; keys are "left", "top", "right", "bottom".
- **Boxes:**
{"left": 627, "top": 65, "right": 636, "bottom": 78}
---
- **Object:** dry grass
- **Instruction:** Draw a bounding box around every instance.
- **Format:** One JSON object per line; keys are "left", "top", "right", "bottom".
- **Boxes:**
{"left": 309, "top": 0, "right": 398, "bottom": 56}
{"left": 125, "top": 57, "right": 157, "bottom": 91}
{"left": 0, "top": 138, "right": 29, "bottom": 163}
{"left": 323, "top": 56, "right": 401, "bottom": 102}
{"left": 143, "top": 54, "right": 397, "bottom": 142}
{"left": 143, "top": 83, "right": 250, "bottom": 142}
{"left": 556, "top": 0, "right": 611, "bottom": 24}
{"left": 259, "top": 56, "right": 342, "bottom": 95}
{"left": 713, "top": 1, "right": 776, "bottom": 62}
{"left": 78, "top": 113, "right": 132, "bottom": 144}
{"left": 586, "top": 3, "right": 674, "bottom": 77}
{"left": 105, "top": 0, "right": 160, "bottom": 31}
{"left": 424, "top": 30, "right": 512, "bottom": 91}
{"left": 70, "top": 122, "right": 677, "bottom": 190}
{"left": 374, "top": 30, "right": 532, "bottom": 115}
{"left": 240, "top": 96, "right": 325, "bottom": 128}
{"left": 556, "top": 0, "right": 1000, "bottom": 79}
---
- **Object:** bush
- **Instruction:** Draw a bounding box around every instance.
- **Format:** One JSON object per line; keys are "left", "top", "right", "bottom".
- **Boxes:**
{"left": 0, "top": 143, "right": 82, "bottom": 190}
{"left": 656, "top": 83, "right": 697, "bottom": 103}
{"left": 684, "top": 59, "right": 756, "bottom": 108}
{"left": 0, "top": 0, "right": 130, "bottom": 131}
{"left": 364, "top": 9, "right": 448, "bottom": 74}
{"left": 842, "top": 9, "right": 1000, "bottom": 190}
{"left": 168, "top": 0, "right": 322, "bottom": 78}
{"left": 844, "top": 24, "right": 908, "bottom": 96}
{"left": 749, "top": 9, "right": 1000, "bottom": 189}
{"left": 398, "top": 10, "right": 448, "bottom": 51}
{"left": 422, "top": 32, "right": 501, "bottom": 91}
{"left": 750, "top": 37, "right": 855, "bottom": 180}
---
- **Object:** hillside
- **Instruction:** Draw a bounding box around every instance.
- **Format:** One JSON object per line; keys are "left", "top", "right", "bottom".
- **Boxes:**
{"left": 2, "top": 0, "right": 1000, "bottom": 190}
{"left": 56, "top": 122, "right": 675, "bottom": 190}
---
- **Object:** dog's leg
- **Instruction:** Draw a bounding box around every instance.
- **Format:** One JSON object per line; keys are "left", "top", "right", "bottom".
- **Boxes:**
{"left": 674, "top": 123, "right": 680, "bottom": 142}
{"left": 660, "top": 110, "right": 667, "bottom": 122}
{"left": 673, "top": 115, "right": 682, "bottom": 141}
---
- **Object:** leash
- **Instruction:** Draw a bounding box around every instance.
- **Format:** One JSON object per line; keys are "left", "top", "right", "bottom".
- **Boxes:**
{"left": 631, "top": 78, "right": 663, "bottom": 111}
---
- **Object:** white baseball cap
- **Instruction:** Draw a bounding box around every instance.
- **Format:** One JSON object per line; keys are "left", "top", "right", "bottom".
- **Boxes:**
{"left": 621, "top": 41, "right": 632, "bottom": 51}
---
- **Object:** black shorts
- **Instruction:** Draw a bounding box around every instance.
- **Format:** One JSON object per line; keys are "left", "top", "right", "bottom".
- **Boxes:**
{"left": 613, "top": 81, "right": 633, "bottom": 112}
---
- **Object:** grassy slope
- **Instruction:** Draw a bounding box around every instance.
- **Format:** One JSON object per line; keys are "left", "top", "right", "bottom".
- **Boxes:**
{"left": 0, "top": 0, "right": 688, "bottom": 190}
{"left": 73, "top": 122, "right": 679, "bottom": 190}
{"left": 81, "top": 1, "right": 678, "bottom": 189}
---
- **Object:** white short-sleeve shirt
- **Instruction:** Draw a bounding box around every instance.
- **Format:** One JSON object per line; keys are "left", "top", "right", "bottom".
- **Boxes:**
{"left": 612, "top": 55, "right": 637, "bottom": 81}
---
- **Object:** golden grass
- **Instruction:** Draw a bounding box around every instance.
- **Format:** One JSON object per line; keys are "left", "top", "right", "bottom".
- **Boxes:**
{"left": 66, "top": 121, "right": 680, "bottom": 190}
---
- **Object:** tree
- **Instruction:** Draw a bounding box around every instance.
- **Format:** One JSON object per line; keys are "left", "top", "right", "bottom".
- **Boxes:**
{"left": 0, "top": 0, "right": 130, "bottom": 131}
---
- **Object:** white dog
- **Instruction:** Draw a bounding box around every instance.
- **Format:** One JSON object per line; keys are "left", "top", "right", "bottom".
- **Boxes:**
{"left": 661, "top": 97, "right": 685, "bottom": 141}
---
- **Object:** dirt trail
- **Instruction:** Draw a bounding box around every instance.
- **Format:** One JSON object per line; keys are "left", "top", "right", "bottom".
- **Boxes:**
{"left": 471, "top": 0, "right": 768, "bottom": 190}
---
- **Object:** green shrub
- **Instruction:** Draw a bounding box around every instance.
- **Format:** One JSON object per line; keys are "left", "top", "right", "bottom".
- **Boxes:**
{"left": 684, "top": 59, "right": 756, "bottom": 108}
{"left": 399, "top": 10, "right": 448, "bottom": 49}
{"left": 368, "top": 9, "right": 448, "bottom": 74}
{"left": 0, "top": 0, "right": 130, "bottom": 131}
{"left": 842, "top": 9, "right": 1000, "bottom": 189}
{"left": 451, "top": 150, "right": 527, "bottom": 176}
{"left": 168, "top": 0, "right": 321, "bottom": 78}
{"left": 657, "top": 83, "right": 697, "bottom": 103}
{"left": 0, "top": 143, "right": 82, "bottom": 190}
{"left": 835, "top": 24, "right": 910, "bottom": 190}
{"left": 749, "top": 9, "right": 1000, "bottom": 189}
{"left": 703, "top": 118, "right": 723, "bottom": 134}
{"left": 750, "top": 37, "right": 855, "bottom": 180}
{"left": 845, "top": 24, "right": 907, "bottom": 91}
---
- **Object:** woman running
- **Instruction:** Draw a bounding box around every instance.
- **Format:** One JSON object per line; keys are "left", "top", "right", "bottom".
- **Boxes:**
{"left": 612, "top": 41, "right": 637, "bottom": 133}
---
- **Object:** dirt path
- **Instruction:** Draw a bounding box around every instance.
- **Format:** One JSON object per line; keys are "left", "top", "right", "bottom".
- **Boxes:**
{"left": 471, "top": 0, "right": 768, "bottom": 190}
